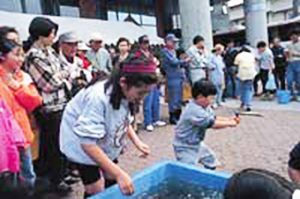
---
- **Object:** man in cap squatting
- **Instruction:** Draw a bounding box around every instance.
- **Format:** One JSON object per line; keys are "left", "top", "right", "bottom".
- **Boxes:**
{"left": 161, "top": 33, "right": 191, "bottom": 125}
{"left": 86, "top": 32, "right": 112, "bottom": 79}
{"left": 59, "top": 32, "right": 92, "bottom": 96}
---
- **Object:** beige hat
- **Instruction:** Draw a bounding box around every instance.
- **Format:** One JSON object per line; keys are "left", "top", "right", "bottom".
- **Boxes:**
{"left": 78, "top": 42, "right": 90, "bottom": 51}
{"left": 89, "top": 32, "right": 103, "bottom": 42}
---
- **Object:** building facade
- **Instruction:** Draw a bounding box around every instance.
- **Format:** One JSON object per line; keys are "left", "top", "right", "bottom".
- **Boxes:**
{"left": 212, "top": 0, "right": 300, "bottom": 44}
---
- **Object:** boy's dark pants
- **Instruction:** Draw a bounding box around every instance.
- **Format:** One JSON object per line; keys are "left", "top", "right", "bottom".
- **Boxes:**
{"left": 254, "top": 69, "right": 269, "bottom": 94}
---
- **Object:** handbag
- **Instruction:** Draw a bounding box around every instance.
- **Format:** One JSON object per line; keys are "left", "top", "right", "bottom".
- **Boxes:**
{"left": 266, "top": 73, "right": 277, "bottom": 90}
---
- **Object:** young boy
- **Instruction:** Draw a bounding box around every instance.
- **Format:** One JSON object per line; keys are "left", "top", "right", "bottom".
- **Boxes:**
{"left": 173, "top": 79, "right": 240, "bottom": 169}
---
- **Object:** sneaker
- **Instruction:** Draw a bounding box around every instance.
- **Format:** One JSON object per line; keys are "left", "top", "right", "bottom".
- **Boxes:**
{"left": 153, "top": 120, "right": 167, "bottom": 127}
{"left": 145, "top": 125, "right": 154, "bottom": 132}
{"left": 212, "top": 104, "right": 218, "bottom": 109}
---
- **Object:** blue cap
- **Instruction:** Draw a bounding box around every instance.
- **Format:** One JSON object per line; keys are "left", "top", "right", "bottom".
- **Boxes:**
{"left": 165, "top": 33, "right": 179, "bottom": 42}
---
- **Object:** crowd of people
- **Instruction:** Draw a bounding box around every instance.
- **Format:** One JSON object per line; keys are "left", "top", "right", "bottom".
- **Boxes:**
{"left": 1, "top": 15, "right": 300, "bottom": 199}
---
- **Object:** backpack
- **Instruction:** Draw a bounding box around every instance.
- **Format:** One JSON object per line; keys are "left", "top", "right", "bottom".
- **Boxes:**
{"left": 224, "top": 48, "right": 239, "bottom": 67}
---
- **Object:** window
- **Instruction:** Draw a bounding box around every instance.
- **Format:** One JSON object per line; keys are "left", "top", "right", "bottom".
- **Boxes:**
{"left": 141, "top": 15, "right": 156, "bottom": 26}
{"left": 108, "top": 10, "right": 118, "bottom": 21}
{"left": 60, "top": 6, "right": 79, "bottom": 17}
{"left": 23, "top": 0, "right": 42, "bottom": 14}
{"left": 0, "top": 0, "right": 22, "bottom": 12}
{"left": 172, "top": 14, "right": 181, "bottom": 29}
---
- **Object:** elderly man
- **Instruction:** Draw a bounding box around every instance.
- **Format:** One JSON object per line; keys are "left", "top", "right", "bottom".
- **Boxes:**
{"left": 86, "top": 32, "right": 112, "bottom": 79}
{"left": 59, "top": 32, "right": 92, "bottom": 96}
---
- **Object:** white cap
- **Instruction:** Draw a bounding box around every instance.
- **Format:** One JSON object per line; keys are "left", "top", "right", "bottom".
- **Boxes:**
{"left": 78, "top": 42, "right": 90, "bottom": 51}
{"left": 89, "top": 32, "right": 103, "bottom": 42}
{"left": 59, "top": 32, "right": 80, "bottom": 43}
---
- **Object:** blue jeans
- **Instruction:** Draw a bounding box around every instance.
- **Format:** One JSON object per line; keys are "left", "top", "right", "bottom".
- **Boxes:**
{"left": 225, "top": 66, "right": 236, "bottom": 97}
{"left": 240, "top": 80, "right": 253, "bottom": 107}
{"left": 167, "top": 78, "right": 183, "bottom": 112}
{"left": 143, "top": 87, "right": 161, "bottom": 126}
{"left": 20, "top": 147, "right": 36, "bottom": 187}
{"left": 214, "top": 84, "right": 223, "bottom": 105}
{"left": 287, "top": 61, "right": 300, "bottom": 96}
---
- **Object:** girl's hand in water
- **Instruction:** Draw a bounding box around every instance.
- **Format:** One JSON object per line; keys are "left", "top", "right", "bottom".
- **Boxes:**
{"left": 116, "top": 170, "right": 134, "bottom": 195}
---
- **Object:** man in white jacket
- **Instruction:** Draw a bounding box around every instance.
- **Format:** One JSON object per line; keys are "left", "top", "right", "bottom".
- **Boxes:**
{"left": 186, "top": 35, "right": 209, "bottom": 85}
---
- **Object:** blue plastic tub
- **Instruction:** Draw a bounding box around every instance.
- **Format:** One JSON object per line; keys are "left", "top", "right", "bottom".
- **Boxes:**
{"left": 277, "top": 90, "right": 291, "bottom": 104}
{"left": 89, "top": 161, "right": 231, "bottom": 199}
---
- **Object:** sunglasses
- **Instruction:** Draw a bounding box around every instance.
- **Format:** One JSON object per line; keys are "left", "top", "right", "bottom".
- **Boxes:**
{"left": 142, "top": 40, "right": 150, "bottom": 44}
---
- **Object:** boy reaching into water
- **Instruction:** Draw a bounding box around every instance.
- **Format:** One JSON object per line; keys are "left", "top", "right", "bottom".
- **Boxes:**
{"left": 173, "top": 79, "right": 240, "bottom": 169}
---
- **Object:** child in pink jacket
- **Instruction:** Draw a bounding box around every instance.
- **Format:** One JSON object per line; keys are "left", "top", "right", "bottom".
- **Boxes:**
{"left": 0, "top": 97, "right": 26, "bottom": 173}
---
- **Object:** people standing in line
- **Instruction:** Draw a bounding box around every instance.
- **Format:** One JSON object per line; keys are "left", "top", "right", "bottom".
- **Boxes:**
{"left": 112, "top": 37, "right": 131, "bottom": 71}
{"left": 254, "top": 41, "right": 275, "bottom": 97}
{"left": 0, "top": 38, "right": 43, "bottom": 187}
{"left": 135, "top": 35, "right": 166, "bottom": 132}
{"left": 86, "top": 33, "right": 112, "bottom": 79}
{"left": 186, "top": 35, "right": 208, "bottom": 85}
{"left": 224, "top": 40, "right": 239, "bottom": 99}
{"left": 234, "top": 46, "right": 257, "bottom": 112}
{"left": 58, "top": 32, "right": 92, "bottom": 96}
{"left": 286, "top": 30, "right": 300, "bottom": 101}
{"left": 271, "top": 37, "right": 287, "bottom": 90}
{"left": 24, "top": 17, "right": 72, "bottom": 193}
{"left": 161, "top": 33, "right": 190, "bottom": 125}
{"left": 209, "top": 44, "right": 226, "bottom": 108}
{"left": 59, "top": 55, "right": 156, "bottom": 198}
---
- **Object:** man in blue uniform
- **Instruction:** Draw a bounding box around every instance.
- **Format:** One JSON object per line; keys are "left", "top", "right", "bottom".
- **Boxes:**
{"left": 161, "top": 34, "right": 190, "bottom": 124}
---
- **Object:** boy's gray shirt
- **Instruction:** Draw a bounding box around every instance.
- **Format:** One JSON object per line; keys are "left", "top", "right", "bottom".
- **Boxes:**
{"left": 173, "top": 100, "right": 216, "bottom": 149}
